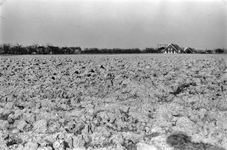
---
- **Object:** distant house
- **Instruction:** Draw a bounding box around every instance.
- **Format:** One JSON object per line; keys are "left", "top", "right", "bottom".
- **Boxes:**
{"left": 157, "top": 44, "right": 168, "bottom": 53}
{"left": 70, "top": 47, "right": 81, "bottom": 54}
{"left": 163, "top": 43, "right": 182, "bottom": 54}
{"left": 47, "top": 46, "right": 61, "bottom": 54}
{"left": 184, "top": 47, "right": 194, "bottom": 53}
{"left": 37, "top": 46, "right": 46, "bottom": 54}
{"left": 61, "top": 47, "right": 73, "bottom": 54}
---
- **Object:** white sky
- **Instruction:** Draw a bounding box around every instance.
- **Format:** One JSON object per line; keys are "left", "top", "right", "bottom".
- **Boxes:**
{"left": 0, "top": 0, "right": 226, "bottom": 49}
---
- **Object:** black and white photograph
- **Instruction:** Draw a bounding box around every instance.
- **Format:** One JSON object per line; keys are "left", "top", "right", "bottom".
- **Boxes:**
{"left": 0, "top": 0, "right": 227, "bottom": 149}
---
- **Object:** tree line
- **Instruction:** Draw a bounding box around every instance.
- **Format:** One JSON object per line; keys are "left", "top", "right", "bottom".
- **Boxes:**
{"left": 0, "top": 44, "right": 226, "bottom": 54}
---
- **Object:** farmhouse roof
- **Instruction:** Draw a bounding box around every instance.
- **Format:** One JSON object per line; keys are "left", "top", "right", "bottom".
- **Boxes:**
{"left": 184, "top": 47, "right": 194, "bottom": 53}
{"left": 70, "top": 47, "right": 81, "bottom": 50}
{"left": 38, "top": 46, "right": 45, "bottom": 48}
{"left": 48, "top": 45, "right": 60, "bottom": 49}
{"left": 167, "top": 43, "right": 182, "bottom": 50}
{"left": 184, "top": 47, "right": 193, "bottom": 51}
{"left": 62, "top": 47, "right": 72, "bottom": 50}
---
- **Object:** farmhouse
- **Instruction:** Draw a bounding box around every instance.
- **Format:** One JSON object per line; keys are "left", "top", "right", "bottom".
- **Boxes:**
{"left": 163, "top": 43, "right": 182, "bottom": 54}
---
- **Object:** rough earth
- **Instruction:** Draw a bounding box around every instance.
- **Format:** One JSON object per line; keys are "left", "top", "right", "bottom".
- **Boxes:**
{"left": 0, "top": 55, "right": 227, "bottom": 150}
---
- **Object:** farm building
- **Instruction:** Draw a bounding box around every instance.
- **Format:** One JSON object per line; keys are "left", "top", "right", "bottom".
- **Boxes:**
{"left": 184, "top": 47, "right": 194, "bottom": 53}
{"left": 37, "top": 46, "right": 48, "bottom": 54}
{"left": 157, "top": 44, "right": 168, "bottom": 52}
{"left": 61, "top": 47, "right": 74, "bottom": 54}
{"left": 163, "top": 43, "right": 182, "bottom": 54}
{"left": 47, "top": 46, "right": 61, "bottom": 54}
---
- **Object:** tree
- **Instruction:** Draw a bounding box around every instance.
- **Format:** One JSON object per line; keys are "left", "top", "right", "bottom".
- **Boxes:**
{"left": 27, "top": 44, "right": 38, "bottom": 54}
{"left": 0, "top": 45, "right": 3, "bottom": 54}
{"left": 15, "top": 44, "right": 23, "bottom": 54}
{"left": 2, "top": 44, "right": 11, "bottom": 54}
{"left": 144, "top": 48, "right": 160, "bottom": 53}
{"left": 215, "top": 48, "right": 225, "bottom": 54}
{"left": 205, "top": 49, "right": 213, "bottom": 54}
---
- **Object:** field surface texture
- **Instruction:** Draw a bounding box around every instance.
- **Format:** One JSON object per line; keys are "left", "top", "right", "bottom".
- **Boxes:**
{"left": 0, "top": 54, "right": 227, "bottom": 150}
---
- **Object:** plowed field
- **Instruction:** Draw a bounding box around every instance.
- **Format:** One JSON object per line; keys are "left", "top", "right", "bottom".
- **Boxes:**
{"left": 0, "top": 54, "right": 227, "bottom": 150}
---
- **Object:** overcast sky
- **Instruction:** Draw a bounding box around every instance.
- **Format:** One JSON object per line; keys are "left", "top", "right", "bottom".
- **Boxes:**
{"left": 0, "top": 0, "right": 226, "bottom": 49}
